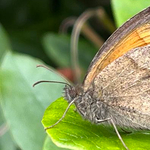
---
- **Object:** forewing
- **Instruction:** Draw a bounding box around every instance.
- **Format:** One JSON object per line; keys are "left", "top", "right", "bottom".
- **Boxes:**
{"left": 83, "top": 7, "right": 150, "bottom": 91}
{"left": 93, "top": 45, "right": 150, "bottom": 129}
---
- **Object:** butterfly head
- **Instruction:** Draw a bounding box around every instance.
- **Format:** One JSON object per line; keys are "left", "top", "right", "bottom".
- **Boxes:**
{"left": 63, "top": 84, "right": 83, "bottom": 103}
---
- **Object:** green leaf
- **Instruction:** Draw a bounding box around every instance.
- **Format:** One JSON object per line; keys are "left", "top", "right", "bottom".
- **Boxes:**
{"left": 111, "top": 0, "right": 150, "bottom": 27}
{"left": 42, "top": 97, "right": 150, "bottom": 150}
{"left": 0, "top": 24, "right": 11, "bottom": 63}
{"left": 42, "top": 33, "right": 97, "bottom": 72}
{"left": 0, "top": 106, "right": 18, "bottom": 150}
{"left": 43, "top": 136, "right": 68, "bottom": 150}
{"left": 0, "top": 26, "right": 16, "bottom": 150}
{"left": 0, "top": 51, "right": 67, "bottom": 150}
{"left": 0, "top": 129, "right": 17, "bottom": 150}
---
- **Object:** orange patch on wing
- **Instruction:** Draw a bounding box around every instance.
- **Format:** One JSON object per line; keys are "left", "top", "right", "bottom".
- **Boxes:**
{"left": 84, "top": 23, "right": 150, "bottom": 90}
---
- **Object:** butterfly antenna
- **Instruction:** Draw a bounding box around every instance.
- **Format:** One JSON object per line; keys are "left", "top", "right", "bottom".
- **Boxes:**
{"left": 36, "top": 64, "right": 52, "bottom": 71}
{"left": 33, "top": 80, "right": 71, "bottom": 88}
{"left": 45, "top": 97, "right": 77, "bottom": 130}
{"left": 34, "top": 64, "right": 72, "bottom": 87}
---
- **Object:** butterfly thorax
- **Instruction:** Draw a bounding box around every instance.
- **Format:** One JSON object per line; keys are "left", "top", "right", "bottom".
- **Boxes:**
{"left": 64, "top": 84, "right": 109, "bottom": 123}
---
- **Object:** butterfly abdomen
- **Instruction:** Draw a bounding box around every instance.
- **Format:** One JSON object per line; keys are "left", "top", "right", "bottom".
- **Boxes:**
{"left": 74, "top": 90, "right": 110, "bottom": 123}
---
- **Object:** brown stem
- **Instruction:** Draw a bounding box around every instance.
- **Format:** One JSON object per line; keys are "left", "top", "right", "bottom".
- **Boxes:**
{"left": 81, "top": 23, "right": 104, "bottom": 48}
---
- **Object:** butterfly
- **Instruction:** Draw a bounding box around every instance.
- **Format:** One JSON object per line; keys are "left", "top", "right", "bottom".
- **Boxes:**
{"left": 34, "top": 7, "right": 150, "bottom": 150}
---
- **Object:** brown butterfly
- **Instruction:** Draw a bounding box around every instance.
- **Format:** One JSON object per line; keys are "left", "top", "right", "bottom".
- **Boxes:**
{"left": 34, "top": 7, "right": 150, "bottom": 150}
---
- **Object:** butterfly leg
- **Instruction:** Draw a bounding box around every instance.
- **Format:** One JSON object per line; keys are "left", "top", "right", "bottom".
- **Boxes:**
{"left": 97, "top": 118, "right": 129, "bottom": 150}
{"left": 45, "top": 97, "right": 78, "bottom": 130}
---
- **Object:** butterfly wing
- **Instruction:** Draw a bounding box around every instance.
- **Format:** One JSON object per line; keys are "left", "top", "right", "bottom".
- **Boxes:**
{"left": 83, "top": 7, "right": 150, "bottom": 91}
{"left": 93, "top": 44, "right": 150, "bottom": 129}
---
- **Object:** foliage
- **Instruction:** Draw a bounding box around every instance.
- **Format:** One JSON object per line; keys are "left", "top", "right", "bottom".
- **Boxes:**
{"left": 0, "top": 0, "right": 150, "bottom": 150}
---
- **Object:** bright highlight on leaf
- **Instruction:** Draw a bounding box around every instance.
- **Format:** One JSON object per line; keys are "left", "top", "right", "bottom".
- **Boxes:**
{"left": 42, "top": 97, "right": 150, "bottom": 150}
{"left": 111, "top": 0, "right": 150, "bottom": 27}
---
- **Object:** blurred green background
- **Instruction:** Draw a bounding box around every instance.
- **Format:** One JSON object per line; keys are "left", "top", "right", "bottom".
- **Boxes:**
{"left": 0, "top": 0, "right": 112, "bottom": 69}
{"left": 0, "top": 0, "right": 150, "bottom": 150}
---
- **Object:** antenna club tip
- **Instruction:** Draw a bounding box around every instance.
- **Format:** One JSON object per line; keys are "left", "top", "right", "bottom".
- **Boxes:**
{"left": 33, "top": 82, "right": 39, "bottom": 87}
